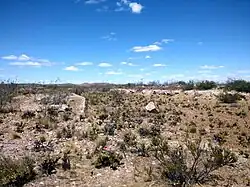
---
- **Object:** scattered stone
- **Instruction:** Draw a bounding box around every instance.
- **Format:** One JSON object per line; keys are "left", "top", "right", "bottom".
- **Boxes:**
{"left": 145, "top": 101, "right": 157, "bottom": 112}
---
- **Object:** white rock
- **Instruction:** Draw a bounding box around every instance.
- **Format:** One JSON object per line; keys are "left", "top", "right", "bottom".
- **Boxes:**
{"left": 145, "top": 101, "right": 157, "bottom": 112}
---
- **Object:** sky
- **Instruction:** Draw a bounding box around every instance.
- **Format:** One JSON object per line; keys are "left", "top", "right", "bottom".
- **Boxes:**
{"left": 0, "top": 0, "right": 250, "bottom": 84}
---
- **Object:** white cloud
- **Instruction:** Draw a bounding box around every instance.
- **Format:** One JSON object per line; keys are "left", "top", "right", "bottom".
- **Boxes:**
{"left": 120, "top": 61, "right": 127, "bottom": 65}
{"left": 102, "top": 32, "right": 117, "bottom": 41}
{"left": 85, "top": 0, "right": 106, "bottom": 4}
{"left": 129, "top": 2, "right": 143, "bottom": 13}
{"left": 76, "top": 62, "right": 93, "bottom": 66}
{"left": 1, "top": 55, "right": 18, "bottom": 60}
{"left": 98, "top": 62, "right": 112, "bottom": 67}
{"left": 200, "top": 65, "right": 224, "bottom": 69}
{"left": 9, "top": 61, "right": 41, "bottom": 67}
{"left": 145, "top": 55, "right": 151, "bottom": 59}
{"left": 64, "top": 66, "right": 79, "bottom": 71}
{"left": 154, "top": 39, "right": 174, "bottom": 45}
{"left": 105, "top": 71, "right": 123, "bottom": 75}
{"left": 131, "top": 44, "right": 162, "bottom": 52}
{"left": 153, "top": 63, "right": 166, "bottom": 67}
{"left": 161, "top": 39, "right": 174, "bottom": 44}
{"left": 128, "top": 62, "right": 137, "bottom": 66}
{"left": 18, "top": 54, "right": 31, "bottom": 61}
{"left": 2, "top": 54, "right": 54, "bottom": 67}
{"left": 2, "top": 54, "right": 31, "bottom": 61}
{"left": 117, "top": 0, "right": 143, "bottom": 14}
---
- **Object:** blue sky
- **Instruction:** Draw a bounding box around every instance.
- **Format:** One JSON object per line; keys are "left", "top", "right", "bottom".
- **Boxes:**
{"left": 0, "top": 0, "right": 250, "bottom": 83}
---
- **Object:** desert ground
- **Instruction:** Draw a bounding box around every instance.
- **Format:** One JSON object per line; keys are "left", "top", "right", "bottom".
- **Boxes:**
{"left": 0, "top": 83, "right": 250, "bottom": 187}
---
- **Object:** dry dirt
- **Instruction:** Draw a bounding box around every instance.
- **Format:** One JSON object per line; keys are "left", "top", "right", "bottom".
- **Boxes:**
{"left": 0, "top": 89, "right": 250, "bottom": 187}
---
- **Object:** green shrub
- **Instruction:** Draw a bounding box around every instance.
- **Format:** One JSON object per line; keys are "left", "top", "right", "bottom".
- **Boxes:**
{"left": 151, "top": 136, "right": 237, "bottom": 185}
{"left": 39, "top": 154, "right": 60, "bottom": 175}
{"left": 94, "top": 150, "right": 123, "bottom": 170}
{"left": 225, "top": 79, "right": 250, "bottom": 93}
{"left": 196, "top": 80, "right": 217, "bottom": 90}
{"left": 0, "top": 81, "right": 18, "bottom": 112}
{"left": 0, "top": 155, "right": 36, "bottom": 186}
{"left": 217, "top": 92, "right": 242, "bottom": 103}
{"left": 182, "top": 81, "right": 195, "bottom": 90}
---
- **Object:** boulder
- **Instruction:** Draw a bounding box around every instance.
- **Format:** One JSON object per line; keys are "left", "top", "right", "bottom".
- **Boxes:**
{"left": 67, "top": 93, "right": 86, "bottom": 117}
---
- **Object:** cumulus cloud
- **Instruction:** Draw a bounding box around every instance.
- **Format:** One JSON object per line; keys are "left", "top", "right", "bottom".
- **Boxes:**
{"left": 200, "top": 65, "right": 224, "bottom": 69}
{"left": 64, "top": 66, "right": 79, "bottom": 71}
{"left": 153, "top": 64, "right": 166, "bottom": 67}
{"left": 2, "top": 54, "right": 54, "bottom": 67}
{"left": 105, "top": 71, "right": 123, "bottom": 75}
{"left": 131, "top": 44, "right": 162, "bottom": 52}
{"left": 129, "top": 2, "right": 143, "bottom": 13}
{"left": 145, "top": 55, "right": 151, "bottom": 59}
{"left": 120, "top": 61, "right": 127, "bottom": 65}
{"left": 98, "top": 62, "right": 112, "bottom": 67}
{"left": 116, "top": 0, "right": 143, "bottom": 14}
{"left": 76, "top": 62, "right": 93, "bottom": 66}
{"left": 2, "top": 54, "right": 31, "bottom": 61}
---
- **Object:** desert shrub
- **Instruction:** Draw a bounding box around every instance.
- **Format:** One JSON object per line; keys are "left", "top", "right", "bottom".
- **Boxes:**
{"left": 182, "top": 81, "right": 195, "bottom": 91}
{"left": 60, "top": 124, "right": 75, "bottom": 139}
{"left": 225, "top": 79, "right": 250, "bottom": 93}
{"left": 196, "top": 80, "right": 217, "bottom": 90}
{"left": 94, "top": 150, "right": 123, "bottom": 170}
{"left": 138, "top": 127, "right": 150, "bottom": 137}
{"left": 39, "top": 154, "right": 60, "bottom": 175}
{"left": 123, "top": 131, "right": 137, "bottom": 147}
{"left": 32, "top": 139, "right": 54, "bottom": 152}
{"left": 217, "top": 92, "right": 242, "bottom": 103}
{"left": 104, "top": 122, "right": 117, "bottom": 136}
{"left": 0, "top": 81, "right": 18, "bottom": 111}
{"left": 151, "top": 136, "right": 237, "bottom": 185}
{"left": 136, "top": 142, "right": 150, "bottom": 157}
{"left": 0, "top": 155, "right": 36, "bottom": 186}
{"left": 21, "top": 110, "right": 36, "bottom": 119}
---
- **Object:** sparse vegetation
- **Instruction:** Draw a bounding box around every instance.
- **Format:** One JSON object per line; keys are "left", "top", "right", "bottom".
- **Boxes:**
{"left": 0, "top": 81, "right": 249, "bottom": 186}
{"left": 0, "top": 155, "right": 36, "bottom": 186}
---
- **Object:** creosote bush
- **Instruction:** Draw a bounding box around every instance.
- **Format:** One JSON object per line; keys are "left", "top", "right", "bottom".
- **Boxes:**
{"left": 217, "top": 92, "right": 243, "bottom": 103}
{"left": 151, "top": 136, "right": 237, "bottom": 186}
{"left": 225, "top": 79, "right": 250, "bottom": 93}
{"left": 94, "top": 150, "right": 123, "bottom": 170}
{"left": 196, "top": 80, "right": 217, "bottom": 90}
{"left": 0, "top": 155, "right": 36, "bottom": 186}
{"left": 0, "top": 81, "right": 17, "bottom": 112}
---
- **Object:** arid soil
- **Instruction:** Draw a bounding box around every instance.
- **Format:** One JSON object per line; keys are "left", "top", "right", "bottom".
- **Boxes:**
{"left": 0, "top": 88, "right": 250, "bottom": 187}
